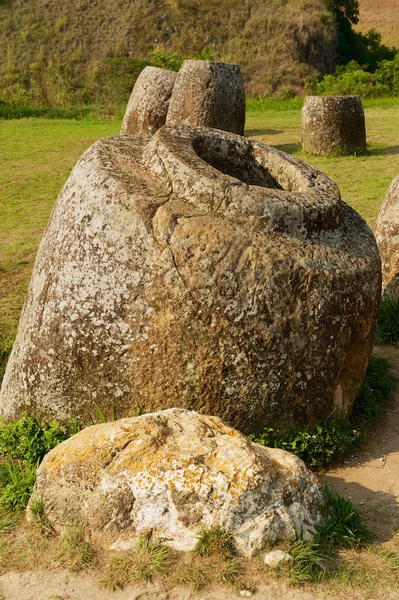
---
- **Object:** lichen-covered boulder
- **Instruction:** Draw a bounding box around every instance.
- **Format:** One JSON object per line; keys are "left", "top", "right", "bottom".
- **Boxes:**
{"left": 166, "top": 60, "right": 245, "bottom": 135}
{"left": 0, "top": 125, "right": 381, "bottom": 432}
{"left": 28, "top": 409, "right": 325, "bottom": 556}
{"left": 301, "top": 96, "right": 366, "bottom": 156}
{"left": 376, "top": 176, "right": 399, "bottom": 297}
{"left": 120, "top": 66, "right": 177, "bottom": 136}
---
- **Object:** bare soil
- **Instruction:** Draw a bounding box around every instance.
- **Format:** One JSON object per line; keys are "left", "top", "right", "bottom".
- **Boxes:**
{"left": 0, "top": 345, "right": 398, "bottom": 599}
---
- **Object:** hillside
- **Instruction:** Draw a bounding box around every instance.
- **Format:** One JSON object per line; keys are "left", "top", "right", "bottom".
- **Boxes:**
{"left": 0, "top": 0, "right": 336, "bottom": 106}
{"left": 357, "top": 0, "right": 399, "bottom": 48}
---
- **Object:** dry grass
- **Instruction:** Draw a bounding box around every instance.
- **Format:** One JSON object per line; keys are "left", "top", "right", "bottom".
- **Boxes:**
{"left": 356, "top": 0, "right": 399, "bottom": 48}
{"left": 0, "top": 0, "right": 335, "bottom": 102}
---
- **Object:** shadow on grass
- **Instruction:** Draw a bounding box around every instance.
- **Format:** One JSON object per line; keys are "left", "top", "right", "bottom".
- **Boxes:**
{"left": 367, "top": 145, "right": 399, "bottom": 157}
{"left": 245, "top": 128, "right": 284, "bottom": 137}
{"left": 272, "top": 142, "right": 302, "bottom": 154}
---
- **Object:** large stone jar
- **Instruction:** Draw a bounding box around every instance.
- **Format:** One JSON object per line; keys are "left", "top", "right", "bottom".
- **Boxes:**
{"left": 0, "top": 125, "right": 381, "bottom": 433}
{"left": 375, "top": 176, "right": 399, "bottom": 297}
{"left": 120, "top": 66, "right": 177, "bottom": 136}
{"left": 302, "top": 96, "right": 366, "bottom": 156}
{"left": 166, "top": 60, "right": 245, "bottom": 135}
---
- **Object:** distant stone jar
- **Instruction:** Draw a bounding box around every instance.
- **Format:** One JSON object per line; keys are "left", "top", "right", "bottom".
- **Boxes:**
{"left": 301, "top": 96, "right": 366, "bottom": 155}
{"left": 166, "top": 60, "right": 245, "bottom": 135}
{"left": 0, "top": 125, "right": 381, "bottom": 433}
{"left": 120, "top": 66, "right": 177, "bottom": 136}
{"left": 375, "top": 176, "right": 399, "bottom": 297}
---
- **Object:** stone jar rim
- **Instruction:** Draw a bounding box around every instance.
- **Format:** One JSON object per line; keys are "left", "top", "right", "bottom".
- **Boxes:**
{"left": 142, "top": 125, "right": 342, "bottom": 237}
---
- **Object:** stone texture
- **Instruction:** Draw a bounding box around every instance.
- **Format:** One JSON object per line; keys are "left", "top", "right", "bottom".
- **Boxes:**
{"left": 28, "top": 408, "right": 325, "bottom": 557}
{"left": 301, "top": 96, "right": 366, "bottom": 156}
{"left": 0, "top": 125, "right": 381, "bottom": 432}
{"left": 375, "top": 176, "right": 399, "bottom": 297}
{"left": 264, "top": 550, "right": 293, "bottom": 567}
{"left": 166, "top": 60, "right": 245, "bottom": 135}
{"left": 120, "top": 66, "right": 177, "bottom": 136}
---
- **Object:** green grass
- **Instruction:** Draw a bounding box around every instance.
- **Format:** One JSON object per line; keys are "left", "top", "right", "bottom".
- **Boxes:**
{"left": 376, "top": 296, "right": 399, "bottom": 344}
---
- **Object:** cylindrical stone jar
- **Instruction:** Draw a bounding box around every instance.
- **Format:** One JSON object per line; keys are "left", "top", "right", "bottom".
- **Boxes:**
{"left": 0, "top": 125, "right": 380, "bottom": 434}
{"left": 166, "top": 60, "right": 246, "bottom": 135}
{"left": 301, "top": 96, "right": 366, "bottom": 156}
{"left": 120, "top": 66, "right": 177, "bottom": 136}
{"left": 376, "top": 176, "right": 399, "bottom": 297}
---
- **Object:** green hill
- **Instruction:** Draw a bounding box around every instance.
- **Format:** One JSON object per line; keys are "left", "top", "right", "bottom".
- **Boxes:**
{"left": 0, "top": 0, "right": 337, "bottom": 107}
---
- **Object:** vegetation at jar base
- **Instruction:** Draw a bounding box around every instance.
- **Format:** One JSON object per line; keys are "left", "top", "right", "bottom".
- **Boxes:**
{"left": 287, "top": 485, "right": 373, "bottom": 584}
{"left": 375, "top": 295, "right": 399, "bottom": 345}
{"left": 251, "top": 355, "right": 396, "bottom": 470}
{"left": 0, "top": 413, "right": 80, "bottom": 509}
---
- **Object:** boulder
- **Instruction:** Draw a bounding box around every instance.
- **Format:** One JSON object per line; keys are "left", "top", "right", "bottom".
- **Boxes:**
{"left": 375, "top": 176, "right": 399, "bottom": 297}
{"left": 120, "top": 66, "right": 177, "bottom": 136}
{"left": 166, "top": 60, "right": 245, "bottom": 135}
{"left": 0, "top": 125, "right": 381, "bottom": 432}
{"left": 301, "top": 96, "right": 366, "bottom": 156}
{"left": 27, "top": 408, "right": 325, "bottom": 557}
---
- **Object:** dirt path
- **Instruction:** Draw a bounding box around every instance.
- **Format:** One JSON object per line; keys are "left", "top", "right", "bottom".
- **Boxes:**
{"left": 323, "top": 345, "right": 399, "bottom": 543}
{"left": 0, "top": 346, "right": 398, "bottom": 600}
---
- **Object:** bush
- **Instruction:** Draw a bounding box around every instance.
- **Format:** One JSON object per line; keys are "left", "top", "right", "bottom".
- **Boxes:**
{"left": 0, "top": 413, "right": 80, "bottom": 509}
{"left": 307, "top": 55, "right": 399, "bottom": 98}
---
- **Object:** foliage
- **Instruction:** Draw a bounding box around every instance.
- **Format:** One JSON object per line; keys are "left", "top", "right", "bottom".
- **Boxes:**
{"left": 307, "top": 55, "right": 399, "bottom": 97}
{"left": 150, "top": 50, "right": 185, "bottom": 72}
{"left": 194, "top": 527, "right": 237, "bottom": 559}
{"left": 0, "top": 413, "right": 80, "bottom": 465}
{"left": 375, "top": 295, "right": 399, "bottom": 344}
{"left": 326, "top": 0, "right": 396, "bottom": 68}
{"left": 288, "top": 485, "right": 373, "bottom": 584}
{"left": 0, "top": 413, "right": 80, "bottom": 509}
{"left": 251, "top": 355, "right": 396, "bottom": 469}
{"left": 289, "top": 540, "right": 329, "bottom": 584}
{"left": 315, "top": 486, "right": 373, "bottom": 551}
{"left": 0, "top": 458, "right": 37, "bottom": 508}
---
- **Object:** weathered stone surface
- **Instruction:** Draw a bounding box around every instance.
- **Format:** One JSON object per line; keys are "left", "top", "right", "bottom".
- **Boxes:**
{"left": 28, "top": 408, "right": 325, "bottom": 557}
{"left": 375, "top": 176, "right": 399, "bottom": 297}
{"left": 301, "top": 96, "right": 366, "bottom": 156}
{"left": 120, "top": 66, "right": 177, "bottom": 136}
{"left": 166, "top": 60, "right": 245, "bottom": 135}
{"left": 0, "top": 125, "right": 381, "bottom": 432}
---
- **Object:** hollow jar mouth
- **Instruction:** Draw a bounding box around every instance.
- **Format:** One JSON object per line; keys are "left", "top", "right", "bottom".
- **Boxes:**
{"left": 192, "top": 134, "right": 282, "bottom": 190}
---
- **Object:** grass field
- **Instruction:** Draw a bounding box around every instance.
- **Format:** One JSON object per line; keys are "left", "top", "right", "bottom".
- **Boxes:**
{"left": 1, "top": 99, "right": 399, "bottom": 372}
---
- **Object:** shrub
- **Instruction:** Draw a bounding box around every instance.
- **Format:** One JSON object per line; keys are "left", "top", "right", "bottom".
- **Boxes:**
{"left": 0, "top": 413, "right": 80, "bottom": 509}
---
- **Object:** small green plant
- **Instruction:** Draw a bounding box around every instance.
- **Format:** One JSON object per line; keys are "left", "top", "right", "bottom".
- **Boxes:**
{"left": 28, "top": 495, "right": 54, "bottom": 537}
{"left": 0, "top": 413, "right": 80, "bottom": 509}
{"left": 102, "top": 535, "right": 172, "bottom": 589}
{"left": 93, "top": 403, "right": 116, "bottom": 423}
{"left": 289, "top": 540, "right": 330, "bottom": 584}
{"left": 177, "top": 562, "right": 211, "bottom": 591}
{"left": 375, "top": 295, "right": 399, "bottom": 344}
{"left": 0, "top": 458, "right": 37, "bottom": 509}
{"left": 194, "top": 527, "right": 237, "bottom": 559}
{"left": 220, "top": 557, "right": 243, "bottom": 584}
{"left": 60, "top": 521, "right": 95, "bottom": 572}
{"left": 0, "top": 413, "right": 80, "bottom": 465}
{"left": 315, "top": 487, "right": 373, "bottom": 552}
